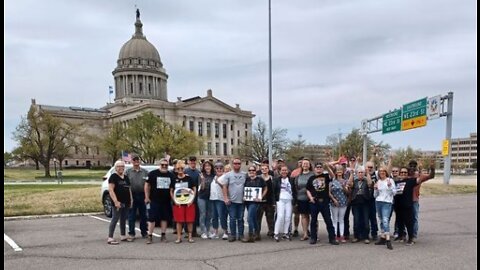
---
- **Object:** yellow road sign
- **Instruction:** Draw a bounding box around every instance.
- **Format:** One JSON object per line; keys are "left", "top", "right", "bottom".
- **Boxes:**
{"left": 401, "top": 115, "right": 427, "bottom": 130}
{"left": 442, "top": 139, "right": 449, "bottom": 156}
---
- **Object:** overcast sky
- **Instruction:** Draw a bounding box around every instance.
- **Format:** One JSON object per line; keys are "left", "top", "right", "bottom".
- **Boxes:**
{"left": 4, "top": 0, "right": 477, "bottom": 153}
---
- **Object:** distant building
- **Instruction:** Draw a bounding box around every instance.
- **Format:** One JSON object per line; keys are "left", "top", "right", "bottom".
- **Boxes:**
{"left": 451, "top": 132, "right": 477, "bottom": 169}
{"left": 29, "top": 11, "right": 254, "bottom": 168}
{"left": 303, "top": 144, "right": 333, "bottom": 163}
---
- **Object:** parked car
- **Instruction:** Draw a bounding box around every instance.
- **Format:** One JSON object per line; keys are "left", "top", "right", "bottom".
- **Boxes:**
{"left": 100, "top": 164, "right": 172, "bottom": 217}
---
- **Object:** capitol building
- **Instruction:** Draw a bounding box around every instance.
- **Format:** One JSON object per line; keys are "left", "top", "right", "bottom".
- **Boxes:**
{"left": 30, "top": 11, "right": 254, "bottom": 167}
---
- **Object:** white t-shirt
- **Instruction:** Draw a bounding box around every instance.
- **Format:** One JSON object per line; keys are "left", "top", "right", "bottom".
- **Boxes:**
{"left": 210, "top": 175, "right": 225, "bottom": 201}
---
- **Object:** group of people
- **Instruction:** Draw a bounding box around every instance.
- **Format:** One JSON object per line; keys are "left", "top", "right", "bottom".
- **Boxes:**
{"left": 107, "top": 154, "right": 435, "bottom": 250}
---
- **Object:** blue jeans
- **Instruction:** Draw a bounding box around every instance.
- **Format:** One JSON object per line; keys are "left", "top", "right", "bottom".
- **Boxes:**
{"left": 413, "top": 201, "right": 419, "bottom": 237}
{"left": 309, "top": 201, "right": 336, "bottom": 242}
{"left": 246, "top": 203, "right": 260, "bottom": 234}
{"left": 128, "top": 192, "right": 147, "bottom": 237}
{"left": 376, "top": 201, "right": 392, "bottom": 233}
{"left": 352, "top": 203, "right": 369, "bottom": 240}
{"left": 368, "top": 198, "right": 378, "bottom": 238}
{"left": 198, "top": 198, "right": 212, "bottom": 234}
{"left": 211, "top": 200, "right": 228, "bottom": 231}
{"left": 228, "top": 202, "right": 245, "bottom": 238}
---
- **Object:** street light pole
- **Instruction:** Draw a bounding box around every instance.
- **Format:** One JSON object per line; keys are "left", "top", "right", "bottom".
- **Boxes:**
{"left": 268, "top": 0, "right": 273, "bottom": 168}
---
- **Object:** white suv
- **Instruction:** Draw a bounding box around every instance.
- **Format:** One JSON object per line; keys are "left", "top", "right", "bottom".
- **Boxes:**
{"left": 100, "top": 164, "right": 172, "bottom": 217}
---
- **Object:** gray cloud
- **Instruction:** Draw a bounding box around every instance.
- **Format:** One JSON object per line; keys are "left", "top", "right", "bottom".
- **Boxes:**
{"left": 4, "top": 0, "right": 477, "bottom": 152}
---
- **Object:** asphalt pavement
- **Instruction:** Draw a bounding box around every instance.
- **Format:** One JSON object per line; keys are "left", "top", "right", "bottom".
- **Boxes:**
{"left": 4, "top": 194, "right": 477, "bottom": 270}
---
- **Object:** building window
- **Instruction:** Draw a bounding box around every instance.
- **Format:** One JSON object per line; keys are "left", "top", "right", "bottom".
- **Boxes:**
{"left": 207, "top": 122, "right": 211, "bottom": 137}
{"left": 231, "top": 138, "right": 234, "bottom": 145}
{"left": 64, "top": 160, "right": 68, "bottom": 166}
{"left": 130, "top": 83, "right": 134, "bottom": 94}
{"left": 223, "top": 143, "right": 227, "bottom": 155}
{"left": 215, "top": 123, "right": 219, "bottom": 138}
{"left": 189, "top": 121, "right": 194, "bottom": 132}
{"left": 98, "top": 161, "right": 100, "bottom": 166}
{"left": 198, "top": 122, "right": 203, "bottom": 136}
{"left": 75, "top": 146, "right": 78, "bottom": 154}
{"left": 237, "top": 139, "right": 240, "bottom": 145}
{"left": 223, "top": 123, "right": 227, "bottom": 139}
{"left": 215, "top": 143, "right": 220, "bottom": 155}
{"left": 148, "top": 84, "right": 152, "bottom": 94}
{"left": 207, "top": 142, "right": 212, "bottom": 155}
{"left": 237, "top": 130, "right": 240, "bottom": 137}
{"left": 96, "top": 147, "right": 99, "bottom": 155}
{"left": 231, "top": 124, "right": 234, "bottom": 131}
{"left": 245, "top": 131, "right": 248, "bottom": 137}
{"left": 245, "top": 123, "right": 248, "bottom": 129}
{"left": 86, "top": 147, "right": 89, "bottom": 155}
{"left": 139, "top": 82, "right": 143, "bottom": 94}
{"left": 76, "top": 160, "right": 79, "bottom": 166}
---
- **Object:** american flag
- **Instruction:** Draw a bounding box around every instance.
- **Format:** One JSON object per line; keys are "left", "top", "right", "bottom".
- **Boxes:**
{"left": 121, "top": 151, "right": 131, "bottom": 162}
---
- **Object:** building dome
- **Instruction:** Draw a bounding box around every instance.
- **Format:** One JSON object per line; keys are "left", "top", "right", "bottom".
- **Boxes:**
{"left": 119, "top": 38, "right": 161, "bottom": 63}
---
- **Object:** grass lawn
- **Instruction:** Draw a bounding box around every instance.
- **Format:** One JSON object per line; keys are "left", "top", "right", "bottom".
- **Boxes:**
{"left": 421, "top": 183, "right": 477, "bottom": 195}
{"left": 4, "top": 168, "right": 105, "bottom": 181}
{"left": 4, "top": 184, "right": 102, "bottom": 216}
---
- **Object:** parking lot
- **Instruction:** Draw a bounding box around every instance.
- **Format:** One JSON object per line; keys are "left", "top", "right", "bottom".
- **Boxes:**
{"left": 4, "top": 194, "right": 477, "bottom": 270}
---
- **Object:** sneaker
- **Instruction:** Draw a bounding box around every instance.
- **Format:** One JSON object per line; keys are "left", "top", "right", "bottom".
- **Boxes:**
{"left": 222, "top": 233, "right": 229, "bottom": 240}
{"left": 329, "top": 240, "right": 339, "bottom": 245}
{"left": 126, "top": 235, "right": 135, "bottom": 242}
{"left": 201, "top": 233, "right": 208, "bottom": 239}
{"left": 107, "top": 238, "right": 119, "bottom": 245}
{"left": 146, "top": 235, "right": 153, "bottom": 244}
{"left": 364, "top": 239, "right": 370, "bottom": 244}
{"left": 209, "top": 232, "right": 218, "bottom": 239}
{"left": 351, "top": 238, "right": 359, "bottom": 243}
{"left": 228, "top": 236, "right": 236, "bottom": 242}
{"left": 405, "top": 240, "right": 414, "bottom": 246}
{"left": 411, "top": 237, "right": 417, "bottom": 243}
{"left": 394, "top": 236, "right": 403, "bottom": 242}
{"left": 254, "top": 234, "right": 261, "bottom": 241}
{"left": 274, "top": 235, "right": 280, "bottom": 242}
{"left": 340, "top": 237, "right": 347, "bottom": 243}
{"left": 292, "top": 230, "right": 299, "bottom": 237}
{"left": 309, "top": 239, "right": 317, "bottom": 245}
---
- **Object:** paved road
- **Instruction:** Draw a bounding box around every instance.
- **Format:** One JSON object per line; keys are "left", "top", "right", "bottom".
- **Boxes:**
{"left": 4, "top": 194, "right": 477, "bottom": 270}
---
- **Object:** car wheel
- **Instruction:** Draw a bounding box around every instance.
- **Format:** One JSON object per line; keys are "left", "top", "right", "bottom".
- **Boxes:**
{"left": 103, "top": 193, "right": 113, "bottom": 218}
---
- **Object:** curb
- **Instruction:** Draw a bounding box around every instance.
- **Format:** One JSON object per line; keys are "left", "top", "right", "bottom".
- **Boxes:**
{"left": 4, "top": 212, "right": 104, "bottom": 221}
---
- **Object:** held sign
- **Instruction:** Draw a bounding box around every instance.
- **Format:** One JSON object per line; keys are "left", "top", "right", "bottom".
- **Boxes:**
{"left": 402, "top": 97, "right": 427, "bottom": 131}
{"left": 382, "top": 109, "right": 402, "bottom": 134}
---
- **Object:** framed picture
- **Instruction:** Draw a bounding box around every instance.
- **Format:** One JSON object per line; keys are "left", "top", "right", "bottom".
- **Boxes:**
{"left": 243, "top": 187, "right": 263, "bottom": 201}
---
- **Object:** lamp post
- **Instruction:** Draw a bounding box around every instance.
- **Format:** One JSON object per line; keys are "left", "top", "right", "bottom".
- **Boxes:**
{"left": 268, "top": 0, "right": 273, "bottom": 168}
{"left": 53, "top": 158, "right": 58, "bottom": 178}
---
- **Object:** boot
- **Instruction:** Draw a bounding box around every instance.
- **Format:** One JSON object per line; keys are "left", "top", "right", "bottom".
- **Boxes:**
{"left": 386, "top": 240, "right": 393, "bottom": 250}
{"left": 375, "top": 237, "right": 387, "bottom": 245}
{"left": 241, "top": 235, "right": 250, "bottom": 243}
{"left": 254, "top": 233, "right": 261, "bottom": 241}
{"left": 248, "top": 233, "right": 255, "bottom": 243}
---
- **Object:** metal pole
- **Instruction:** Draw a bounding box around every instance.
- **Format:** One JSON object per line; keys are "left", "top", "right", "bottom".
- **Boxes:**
{"left": 268, "top": 0, "right": 273, "bottom": 168}
{"left": 443, "top": 92, "right": 454, "bottom": 184}
{"left": 363, "top": 135, "right": 368, "bottom": 167}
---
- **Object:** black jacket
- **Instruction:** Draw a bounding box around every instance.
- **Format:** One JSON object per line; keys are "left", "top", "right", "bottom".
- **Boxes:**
{"left": 273, "top": 176, "right": 297, "bottom": 203}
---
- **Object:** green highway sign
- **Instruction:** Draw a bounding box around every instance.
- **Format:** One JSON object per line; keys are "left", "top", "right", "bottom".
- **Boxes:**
{"left": 382, "top": 109, "right": 402, "bottom": 134}
{"left": 402, "top": 97, "right": 427, "bottom": 130}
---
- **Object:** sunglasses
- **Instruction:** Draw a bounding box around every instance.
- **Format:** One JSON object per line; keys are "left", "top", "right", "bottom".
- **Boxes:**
{"left": 160, "top": 164, "right": 168, "bottom": 167}
{"left": 233, "top": 163, "right": 241, "bottom": 165}
{"left": 248, "top": 169, "right": 256, "bottom": 172}
{"left": 392, "top": 170, "right": 399, "bottom": 172}
{"left": 176, "top": 167, "right": 184, "bottom": 171}
{"left": 400, "top": 171, "right": 408, "bottom": 174}
{"left": 367, "top": 166, "right": 373, "bottom": 169}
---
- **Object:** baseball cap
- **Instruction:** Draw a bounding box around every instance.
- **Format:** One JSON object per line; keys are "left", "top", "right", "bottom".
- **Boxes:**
{"left": 131, "top": 154, "right": 140, "bottom": 161}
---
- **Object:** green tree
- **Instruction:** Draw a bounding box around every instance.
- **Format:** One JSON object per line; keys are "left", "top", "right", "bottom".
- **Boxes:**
{"left": 4, "top": 152, "right": 13, "bottom": 167}
{"left": 391, "top": 147, "right": 421, "bottom": 168}
{"left": 124, "top": 112, "right": 203, "bottom": 164}
{"left": 236, "top": 120, "right": 288, "bottom": 162}
{"left": 285, "top": 134, "right": 306, "bottom": 164}
{"left": 13, "top": 106, "right": 78, "bottom": 177}
{"left": 101, "top": 122, "right": 128, "bottom": 166}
